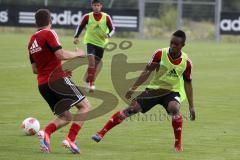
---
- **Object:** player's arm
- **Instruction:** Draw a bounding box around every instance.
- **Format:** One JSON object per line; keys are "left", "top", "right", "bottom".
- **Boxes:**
{"left": 125, "top": 64, "right": 157, "bottom": 99}
{"left": 73, "top": 14, "right": 88, "bottom": 44}
{"left": 183, "top": 59, "right": 196, "bottom": 121}
{"left": 131, "top": 66, "right": 154, "bottom": 90}
{"left": 31, "top": 63, "right": 38, "bottom": 74}
{"left": 106, "top": 15, "right": 115, "bottom": 38}
{"left": 46, "top": 30, "right": 86, "bottom": 60}
{"left": 126, "top": 50, "right": 161, "bottom": 99}
{"left": 29, "top": 54, "right": 37, "bottom": 74}
{"left": 55, "top": 48, "right": 85, "bottom": 60}
{"left": 184, "top": 81, "right": 195, "bottom": 120}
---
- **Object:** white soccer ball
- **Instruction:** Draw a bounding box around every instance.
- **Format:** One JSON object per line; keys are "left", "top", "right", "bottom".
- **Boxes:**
{"left": 21, "top": 117, "right": 40, "bottom": 136}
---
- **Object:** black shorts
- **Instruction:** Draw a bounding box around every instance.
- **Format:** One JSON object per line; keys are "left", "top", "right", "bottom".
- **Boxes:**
{"left": 135, "top": 89, "right": 180, "bottom": 114}
{"left": 87, "top": 43, "right": 104, "bottom": 59}
{"left": 38, "top": 77, "right": 85, "bottom": 115}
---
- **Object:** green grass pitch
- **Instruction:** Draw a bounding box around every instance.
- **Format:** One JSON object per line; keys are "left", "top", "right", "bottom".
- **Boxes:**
{"left": 0, "top": 32, "right": 239, "bottom": 160}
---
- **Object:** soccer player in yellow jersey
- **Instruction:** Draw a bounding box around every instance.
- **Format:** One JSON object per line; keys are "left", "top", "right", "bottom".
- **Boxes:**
{"left": 74, "top": 0, "right": 115, "bottom": 92}
{"left": 92, "top": 30, "right": 196, "bottom": 152}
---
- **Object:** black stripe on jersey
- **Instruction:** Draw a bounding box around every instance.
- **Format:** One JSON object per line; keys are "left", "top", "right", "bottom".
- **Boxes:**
{"left": 45, "top": 42, "right": 62, "bottom": 53}
{"left": 29, "top": 55, "right": 35, "bottom": 64}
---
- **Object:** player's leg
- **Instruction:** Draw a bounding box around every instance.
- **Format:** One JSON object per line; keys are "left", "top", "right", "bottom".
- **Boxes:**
{"left": 87, "top": 55, "right": 96, "bottom": 83}
{"left": 93, "top": 46, "right": 104, "bottom": 80}
{"left": 39, "top": 77, "right": 85, "bottom": 153}
{"left": 75, "top": 98, "right": 90, "bottom": 122}
{"left": 85, "top": 43, "right": 97, "bottom": 92}
{"left": 44, "top": 112, "right": 71, "bottom": 138}
{"left": 163, "top": 93, "right": 183, "bottom": 152}
{"left": 92, "top": 101, "right": 142, "bottom": 142}
{"left": 53, "top": 77, "right": 86, "bottom": 153}
{"left": 42, "top": 77, "right": 84, "bottom": 136}
{"left": 38, "top": 111, "right": 71, "bottom": 153}
{"left": 169, "top": 101, "right": 183, "bottom": 152}
{"left": 63, "top": 98, "right": 90, "bottom": 154}
{"left": 94, "top": 56, "right": 103, "bottom": 81}
{"left": 38, "top": 83, "right": 72, "bottom": 153}
{"left": 92, "top": 89, "right": 159, "bottom": 142}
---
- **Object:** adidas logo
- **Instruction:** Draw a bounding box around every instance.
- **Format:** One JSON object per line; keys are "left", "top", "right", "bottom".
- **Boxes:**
{"left": 167, "top": 69, "right": 178, "bottom": 77}
{"left": 30, "top": 39, "right": 42, "bottom": 54}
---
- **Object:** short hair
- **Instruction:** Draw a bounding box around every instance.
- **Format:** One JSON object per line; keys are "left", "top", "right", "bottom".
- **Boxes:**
{"left": 35, "top": 9, "right": 51, "bottom": 27}
{"left": 172, "top": 30, "right": 186, "bottom": 43}
{"left": 91, "top": 0, "right": 102, "bottom": 4}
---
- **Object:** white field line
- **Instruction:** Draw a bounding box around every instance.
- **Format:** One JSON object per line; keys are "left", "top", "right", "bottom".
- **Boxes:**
{"left": 0, "top": 64, "right": 29, "bottom": 69}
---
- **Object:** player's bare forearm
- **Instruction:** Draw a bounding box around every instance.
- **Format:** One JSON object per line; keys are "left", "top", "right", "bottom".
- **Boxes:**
{"left": 107, "top": 29, "right": 115, "bottom": 38}
{"left": 62, "top": 50, "right": 85, "bottom": 59}
{"left": 184, "top": 81, "right": 196, "bottom": 120}
{"left": 125, "top": 66, "right": 154, "bottom": 99}
{"left": 31, "top": 63, "right": 38, "bottom": 74}
{"left": 184, "top": 81, "right": 194, "bottom": 107}
{"left": 131, "top": 67, "right": 152, "bottom": 90}
{"left": 55, "top": 49, "right": 85, "bottom": 60}
{"left": 125, "top": 67, "right": 153, "bottom": 99}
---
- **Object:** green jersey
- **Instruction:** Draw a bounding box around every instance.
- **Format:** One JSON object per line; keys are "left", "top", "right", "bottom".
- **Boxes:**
{"left": 83, "top": 12, "right": 109, "bottom": 48}
{"left": 147, "top": 48, "right": 188, "bottom": 102}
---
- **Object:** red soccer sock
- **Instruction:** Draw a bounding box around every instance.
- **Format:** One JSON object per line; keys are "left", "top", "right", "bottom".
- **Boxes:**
{"left": 87, "top": 67, "right": 96, "bottom": 84}
{"left": 44, "top": 123, "right": 57, "bottom": 137}
{"left": 67, "top": 123, "right": 81, "bottom": 142}
{"left": 98, "top": 111, "right": 127, "bottom": 137}
{"left": 172, "top": 114, "right": 183, "bottom": 146}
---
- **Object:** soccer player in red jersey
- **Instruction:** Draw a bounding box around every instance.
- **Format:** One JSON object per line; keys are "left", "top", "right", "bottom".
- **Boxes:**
{"left": 28, "top": 9, "right": 91, "bottom": 154}
{"left": 73, "top": 0, "right": 115, "bottom": 92}
{"left": 92, "top": 30, "right": 196, "bottom": 152}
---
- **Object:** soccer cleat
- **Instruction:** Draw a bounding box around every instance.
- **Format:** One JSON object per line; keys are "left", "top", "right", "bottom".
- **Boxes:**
{"left": 38, "top": 130, "right": 51, "bottom": 153}
{"left": 85, "top": 82, "right": 95, "bottom": 92}
{"left": 62, "top": 137, "right": 80, "bottom": 154}
{"left": 91, "top": 133, "right": 103, "bottom": 143}
{"left": 174, "top": 143, "right": 183, "bottom": 152}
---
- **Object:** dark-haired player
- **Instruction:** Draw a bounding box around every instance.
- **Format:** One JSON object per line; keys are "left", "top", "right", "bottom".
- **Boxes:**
{"left": 28, "top": 9, "right": 91, "bottom": 154}
{"left": 73, "top": 0, "right": 115, "bottom": 92}
{"left": 92, "top": 30, "right": 196, "bottom": 152}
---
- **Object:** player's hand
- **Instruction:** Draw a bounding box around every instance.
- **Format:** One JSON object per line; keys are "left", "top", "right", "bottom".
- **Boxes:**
{"left": 75, "top": 48, "right": 85, "bottom": 57}
{"left": 66, "top": 70, "right": 72, "bottom": 78}
{"left": 73, "top": 38, "right": 79, "bottom": 45}
{"left": 104, "top": 34, "right": 110, "bottom": 39}
{"left": 125, "top": 89, "right": 134, "bottom": 100}
{"left": 189, "top": 106, "right": 196, "bottom": 121}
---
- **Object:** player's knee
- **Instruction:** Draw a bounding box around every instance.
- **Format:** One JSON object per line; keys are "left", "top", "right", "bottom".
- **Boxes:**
{"left": 81, "top": 104, "right": 90, "bottom": 113}
{"left": 167, "top": 101, "right": 180, "bottom": 116}
{"left": 76, "top": 99, "right": 91, "bottom": 112}
{"left": 95, "top": 56, "right": 101, "bottom": 62}
{"left": 58, "top": 110, "right": 72, "bottom": 121}
{"left": 89, "top": 62, "right": 95, "bottom": 68}
{"left": 123, "top": 106, "right": 141, "bottom": 117}
{"left": 88, "top": 55, "right": 95, "bottom": 67}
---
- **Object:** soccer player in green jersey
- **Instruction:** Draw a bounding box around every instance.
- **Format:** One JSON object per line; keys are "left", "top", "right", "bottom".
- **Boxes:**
{"left": 74, "top": 0, "right": 115, "bottom": 92}
{"left": 92, "top": 30, "right": 196, "bottom": 152}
